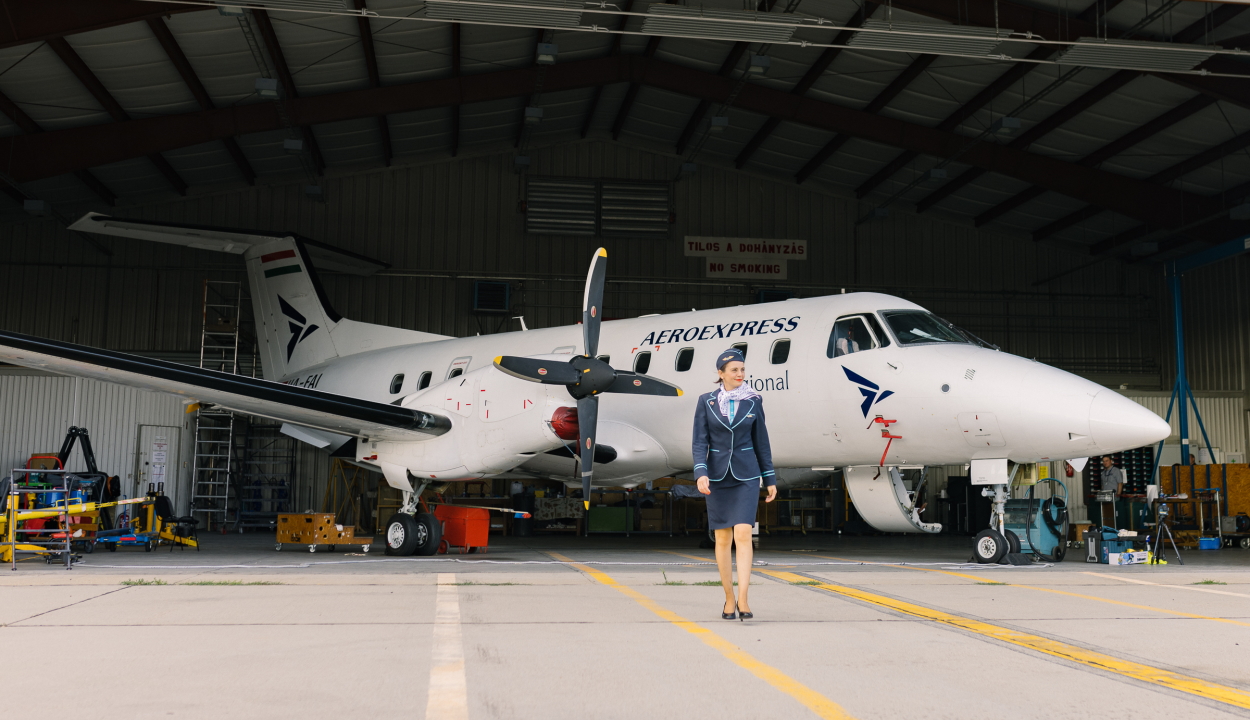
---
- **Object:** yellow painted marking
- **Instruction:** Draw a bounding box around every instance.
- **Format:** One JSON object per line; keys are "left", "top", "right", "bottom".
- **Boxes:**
{"left": 426, "top": 573, "right": 469, "bottom": 720}
{"left": 677, "top": 388, "right": 684, "bottom": 396}
{"left": 597, "top": 248, "right": 608, "bottom": 257}
{"left": 548, "top": 552, "right": 854, "bottom": 719}
{"left": 764, "top": 570, "right": 1250, "bottom": 710}
{"left": 493, "top": 356, "right": 502, "bottom": 364}
{"left": 802, "top": 553, "right": 1250, "bottom": 627}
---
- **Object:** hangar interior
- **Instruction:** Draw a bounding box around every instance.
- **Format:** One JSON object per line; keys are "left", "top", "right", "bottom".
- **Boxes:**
{"left": 6, "top": 2, "right": 1250, "bottom": 718}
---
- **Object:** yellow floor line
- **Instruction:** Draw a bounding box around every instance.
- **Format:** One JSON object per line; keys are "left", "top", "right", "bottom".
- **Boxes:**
{"left": 546, "top": 552, "right": 855, "bottom": 720}
{"left": 1084, "top": 572, "right": 1250, "bottom": 599}
{"left": 763, "top": 569, "right": 1250, "bottom": 711}
{"left": 805, "top": 554, "right": 1250, "bottom": 628}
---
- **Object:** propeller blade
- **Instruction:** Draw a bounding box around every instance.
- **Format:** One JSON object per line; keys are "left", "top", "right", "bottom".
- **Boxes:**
{"left": 577, "top": 395, "right": 598, "bottom": 511}
{"left": 493, "top": 356, "right": 580, "bottom": 384}
{"left": 606, "top": 372, "right": 684, "bottom": 397}
{"left": 582, "top": 248, "right": 607, "bottom": 358}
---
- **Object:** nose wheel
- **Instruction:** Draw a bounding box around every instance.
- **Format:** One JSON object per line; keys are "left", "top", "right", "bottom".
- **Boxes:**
{"left": 973, "top": 528, "right": 1008, "bottom": 564}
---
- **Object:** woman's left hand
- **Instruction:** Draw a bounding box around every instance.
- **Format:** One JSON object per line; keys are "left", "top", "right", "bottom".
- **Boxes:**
{"left": 764, "top": 485, "right": 777, "bottom": 503}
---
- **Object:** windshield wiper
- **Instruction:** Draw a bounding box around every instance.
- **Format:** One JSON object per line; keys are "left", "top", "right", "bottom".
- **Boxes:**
{"left": 945, "top": 320, "right": 999, "bottom": 351}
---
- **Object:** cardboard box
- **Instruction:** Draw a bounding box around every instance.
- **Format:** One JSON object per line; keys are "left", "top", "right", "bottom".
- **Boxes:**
{"left": 1108, "top": 551, "right": 1150, "bottom": 565}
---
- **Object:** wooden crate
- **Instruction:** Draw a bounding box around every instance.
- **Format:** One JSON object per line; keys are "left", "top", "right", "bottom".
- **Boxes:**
{"left": 1160, "top": 464, "right": 1250, "bottom": 515}
{"left": 276, "top": 513, "right": 372, "bottom": 548}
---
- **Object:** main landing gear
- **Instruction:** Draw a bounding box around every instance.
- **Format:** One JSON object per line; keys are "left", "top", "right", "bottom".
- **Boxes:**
{"left": 383, "top": 482, "right": 442, "bottom": 556}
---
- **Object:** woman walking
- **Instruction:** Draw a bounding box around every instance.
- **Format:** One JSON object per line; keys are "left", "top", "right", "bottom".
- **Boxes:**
{"left": 692, "top": 348, "right": 777, "bottom": 620}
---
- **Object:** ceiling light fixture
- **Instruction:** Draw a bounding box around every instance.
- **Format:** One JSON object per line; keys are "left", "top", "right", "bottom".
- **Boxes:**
{"left": 217, "top": 5, "right": 245, "bottom": 16}
{"left": 709, "top": 116, "right": 729, "bottom": 133}
{"left": 990, "top": 116, "right": 1021, "bottom": 135}
{"left": 642, "top": 5, "right": 801, "bottom": 43}
{"left": 524, "top": 106, "right": 544, "bottom": 125}
{"left": 536, "top": 42, "right": 558, "bottom": 64}
{"left": 748, "top": 55, "right": 771, "bottom": 75}
{"left": 1056, "top": 37, "right": 1218, "bottom": 72}
{"left": 848, "top": 20, "right": 1012, "bottom": 57}
{"left": 255, "top": 78, "right": 281, "bottom": 100}
{"left": 284, "top": 138, "right": 304, "bottom": 154}
{"left": 426, "top": 0, "right": 584, "bottom": 28}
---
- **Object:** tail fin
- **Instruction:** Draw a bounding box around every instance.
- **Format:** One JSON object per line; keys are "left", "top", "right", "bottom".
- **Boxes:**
{"left": 68, "top": 213, "right": 450, "bottom": 381}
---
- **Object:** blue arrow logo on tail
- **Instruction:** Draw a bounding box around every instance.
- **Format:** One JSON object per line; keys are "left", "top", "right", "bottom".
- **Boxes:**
{"left": 278, "top": 296, "right": 319, "bottom": 362}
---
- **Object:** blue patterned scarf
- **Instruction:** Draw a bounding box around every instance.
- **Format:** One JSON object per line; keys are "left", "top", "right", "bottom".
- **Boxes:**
{"left": 717, "top": 383, "right": 759, "bottom": 422}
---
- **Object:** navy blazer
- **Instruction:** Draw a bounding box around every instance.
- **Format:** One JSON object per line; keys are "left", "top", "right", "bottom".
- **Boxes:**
{"left": 691, "top": 391, "right": 776, "bottom": 485}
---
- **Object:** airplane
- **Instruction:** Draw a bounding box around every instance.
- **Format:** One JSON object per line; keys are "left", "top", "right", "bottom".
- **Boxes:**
{"left": 0, "top": 213, "right": 1171, "bottom": 560}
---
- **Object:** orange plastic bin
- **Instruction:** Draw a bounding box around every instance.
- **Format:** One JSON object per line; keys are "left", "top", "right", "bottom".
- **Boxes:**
{"left": 433, "top": 505, "right": 490, "bottom": 554}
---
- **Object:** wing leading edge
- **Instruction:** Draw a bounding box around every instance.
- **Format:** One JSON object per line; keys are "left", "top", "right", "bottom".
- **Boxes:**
{"left": 0, "top": 330, "right": 450, "bottom": 442}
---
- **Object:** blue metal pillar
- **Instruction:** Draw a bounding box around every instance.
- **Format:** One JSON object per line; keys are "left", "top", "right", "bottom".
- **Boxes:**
{"left": 1169, "top": 269, "right": 1190, "bottom": 467}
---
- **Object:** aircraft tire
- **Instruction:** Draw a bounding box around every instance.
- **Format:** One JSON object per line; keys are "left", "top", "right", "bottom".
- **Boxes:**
{"left": 1004, "top": 529, "right": 1021, "bottom": 554}
{"left": 384, "top": 513, "right": 420, "bottom": 556}
{"left": 973, "top": 529, "right": 1008, "bottom": 564}
{"left": 412, "top": 513, "right": 443, "bottom": 557}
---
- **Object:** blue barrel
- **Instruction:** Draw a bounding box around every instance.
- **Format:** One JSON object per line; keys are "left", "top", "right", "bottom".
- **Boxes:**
{"left": 37, "top": 491, "right": 64, "bottom": 508}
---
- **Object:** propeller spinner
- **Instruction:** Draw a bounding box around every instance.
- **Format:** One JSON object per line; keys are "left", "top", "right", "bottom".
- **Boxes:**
{"left": 494, "top": 248, "right": 683, "bottom": 512}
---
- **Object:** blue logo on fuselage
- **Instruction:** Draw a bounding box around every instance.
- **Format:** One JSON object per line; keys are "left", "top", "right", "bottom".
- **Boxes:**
{"left": 842, "top": 366, "right": 893, "bottom": 417}
{"left": 279, "top": 295, "right": 319, "bottom": 362}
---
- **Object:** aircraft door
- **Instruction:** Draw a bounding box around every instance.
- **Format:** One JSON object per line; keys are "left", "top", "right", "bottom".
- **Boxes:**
{"left": 446, "top": 356, "right": 471, "bottom": 379}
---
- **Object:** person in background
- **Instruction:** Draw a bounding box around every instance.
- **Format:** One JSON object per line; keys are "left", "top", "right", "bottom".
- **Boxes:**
{"left": 1100, "top": 456, "right": 1123, "bottom": 497}
{"left": 835, "top": 326, "right": 860, "bottom": 356}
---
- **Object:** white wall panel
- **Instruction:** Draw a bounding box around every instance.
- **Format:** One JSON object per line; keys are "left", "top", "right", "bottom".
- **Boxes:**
{"left": 0, "top": 373, "right": 192, "bottom": 508}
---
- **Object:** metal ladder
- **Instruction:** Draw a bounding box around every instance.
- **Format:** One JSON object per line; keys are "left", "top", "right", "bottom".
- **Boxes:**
{"left": 190, "top": 281, "right": 244, "bottom": 530}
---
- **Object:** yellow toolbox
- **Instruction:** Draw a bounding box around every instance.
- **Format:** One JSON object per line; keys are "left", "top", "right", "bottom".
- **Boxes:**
{"left": 275, "top": 513, "right": 372, "bottom": 553}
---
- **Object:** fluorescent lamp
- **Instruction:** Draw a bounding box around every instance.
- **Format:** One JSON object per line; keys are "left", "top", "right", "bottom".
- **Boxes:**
{"left": 283, "top": 138, "right": 304, "bottom": 154}
{"left": 990, "top": 116, "right": 1020, "bottom": 135}
{"left": 524, "top": 106, "right": 544, "bottom": 125}
{"left": 849, "top": 20, "right": 1012, "bottom": 56}
{"left": 426, "top": 0, "right": 584, "bottom": 29}
{"left": 710, "top": 116, "right": 729, "bottom": 133}
{"left": 204, "top": 0, "right": 348, "bottom": 10}
{"left": 1057, "top": 38, "right": 1217, "bottom": 72}
{"left": 642, "top": 5, "right": 801, "bottom": 43}
{"left": 748, "top": 55, "right": 771, "bottom": 75}
{"left": 255, "top": 78, "right": 280, "bottom": 100}
{"left": 536, "top": 43, "right": 558, "bottom": 65}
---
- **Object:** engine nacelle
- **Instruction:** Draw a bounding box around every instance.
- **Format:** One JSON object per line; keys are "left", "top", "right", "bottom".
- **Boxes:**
{"left": 359, "top": 364, "right": 574, "bottom": 489}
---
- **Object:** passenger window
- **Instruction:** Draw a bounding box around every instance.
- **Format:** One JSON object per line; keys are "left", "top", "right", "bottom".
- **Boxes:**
{"left": 389, "top": 373, "right": 404, "bottom": 394}
{"left": 448, "top": 368, "right": 464, "bottom": 379}
{"left": 770, "top": 339, "right": 790, "bottom": 364}
{"left": 596, "top": 355, "right": 611, "bottom": 365}
{"left": 417, "top": 371, "right": 432, "bottom": 390}
{"left": 674, "top": 347, "right": 694, "bottom": 372}
{"left": 731, "top": 342, "right": 748, "bottom": 359}
{"left": 634, "top": 351, "right": 651, "bottom": 374}
{"left": 827, "top": 316, "right": 879, "bottom": 358}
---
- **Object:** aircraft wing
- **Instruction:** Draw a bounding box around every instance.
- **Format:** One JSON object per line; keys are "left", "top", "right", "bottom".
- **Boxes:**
{"left": 0, "top": 330, "right": 450, "bottom": 442}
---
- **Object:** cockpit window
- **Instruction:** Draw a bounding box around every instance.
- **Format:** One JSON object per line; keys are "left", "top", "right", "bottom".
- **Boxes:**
{"left": 879, "top": 311, "right": 968, "bottom": 346}
{"left": 827, "top": 315, "right": 880, "bottom": 358}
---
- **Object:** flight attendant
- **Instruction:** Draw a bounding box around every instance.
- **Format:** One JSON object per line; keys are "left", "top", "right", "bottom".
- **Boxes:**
{"left": 693, "top": 348, "right": 777, "bottom": 620}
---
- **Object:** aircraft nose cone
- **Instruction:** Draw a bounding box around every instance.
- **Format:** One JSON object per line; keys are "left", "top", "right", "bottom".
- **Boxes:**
{"left": 1089, "top": 391, "right": 1170, "bottom": 453}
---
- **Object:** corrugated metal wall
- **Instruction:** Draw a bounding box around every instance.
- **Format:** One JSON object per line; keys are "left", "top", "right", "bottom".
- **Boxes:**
{"left": 1125, "top": 393, "right": 1247, "bottom": 459}
{"left": 0, "top": 372, "right": 192, "bottom": 508}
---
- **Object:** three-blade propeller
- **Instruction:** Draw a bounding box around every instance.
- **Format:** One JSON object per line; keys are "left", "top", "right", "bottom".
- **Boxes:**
{"left": 494, "top": 248, "right": 683, "bottom": 511}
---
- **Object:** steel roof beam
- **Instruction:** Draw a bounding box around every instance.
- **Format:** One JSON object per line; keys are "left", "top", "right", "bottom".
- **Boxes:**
{"left": 734, "top": 2, "right": 876, "bottom": 170}
{"left": 46, "top": 36, "right": 188, "bottom": 196}
{"left": 0, "top": 1, "right": 197, "bottom": 51}
{"left": 580, "top": 0, "right": 633, "bottom": 139}
{"left": 0, "top": 88, "right": 116, "bottom": 205}
{"left": 355, "top": 1, "right": 392, "bottom": 166}
{"left": 793, "top": 53, "right": 935, "bottom": 185}
{"left": 611, "top": 0, "right": 680, "bottom": 142}
{"left": 982, "top": 93, "right": 1216, "bottom": 233}
{"left": 1, "top": 55, "right": 1217, "bottom": 231}
{"left": 146, "top": 17, "right": 257, "bottom": 185}
{"left": 251, "top": 9, "right": 325, "bottom": 177}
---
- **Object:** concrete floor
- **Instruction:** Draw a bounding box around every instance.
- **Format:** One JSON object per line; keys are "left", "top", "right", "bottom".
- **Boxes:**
{"left": 2, "top": 533, "right": 1249, "bottom": 719}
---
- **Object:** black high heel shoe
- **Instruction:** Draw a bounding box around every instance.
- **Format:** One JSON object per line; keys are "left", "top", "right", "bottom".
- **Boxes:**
{"left": 721, "top": 600, "right": 737, "bottom": 620}
{"left": 738, "top": 606, "right": 753, "bottom": 621}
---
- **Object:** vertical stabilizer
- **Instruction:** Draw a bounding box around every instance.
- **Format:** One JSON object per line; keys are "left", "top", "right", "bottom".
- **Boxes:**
{"left": 244, "top": 239, "right": 341, "bottom": 380}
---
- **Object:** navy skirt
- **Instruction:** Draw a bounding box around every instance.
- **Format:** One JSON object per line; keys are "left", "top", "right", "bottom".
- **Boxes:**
{"left": 707, "top": 478, "right": 761, "bottom": 529}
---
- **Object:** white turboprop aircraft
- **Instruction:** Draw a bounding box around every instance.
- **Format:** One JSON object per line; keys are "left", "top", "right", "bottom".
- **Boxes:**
{"left": 0, "top": 214, "right": 1170, "bottom": 559}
